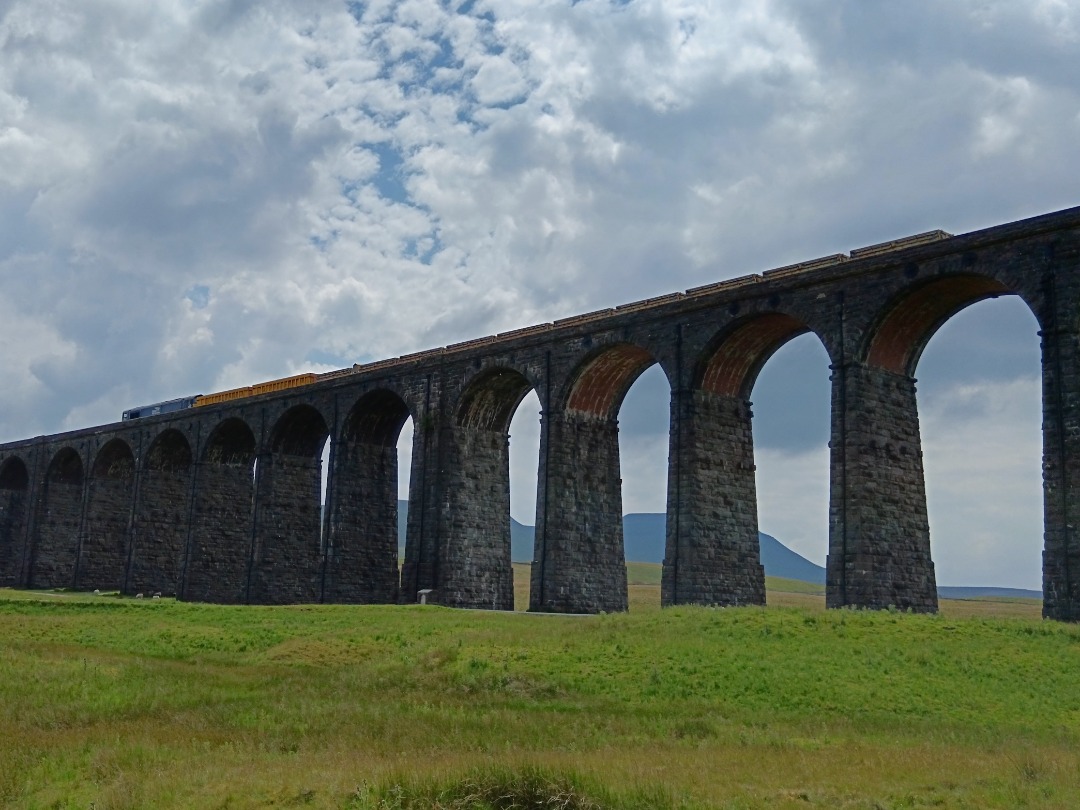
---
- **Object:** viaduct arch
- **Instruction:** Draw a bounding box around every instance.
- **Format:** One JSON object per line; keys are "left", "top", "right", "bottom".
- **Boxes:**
{"left": 324, "top": 389, "right": 411, "bottom": 604}
{"left": 665, "top": 312, "right": 828, "bottom": 608}
{"left": 0, "top": 206, "right": 1078, "bottom": 620}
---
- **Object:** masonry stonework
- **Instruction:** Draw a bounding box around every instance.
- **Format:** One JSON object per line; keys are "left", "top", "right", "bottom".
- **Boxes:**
{"left": 827, "top": 365, "right": 937, "bottom": 612}
{"left": 181, "top": 462, "right": 253, "bottom": 603}
{"left": 78, "top": 449, "right": 135, "bottom": 591}
{"left": 438, "top": 427, "right": 515, "bottom": 610}
{"left": 0, "top": 489, "right": 27, "bottom": 587}
{"left": 1, "top": 206, "right": 1078, "bottom": 620}
{"left": 29, "top": 448, "right": 85, "bottom": 589}
{"left": 128, "top": 468, "right": 191, "bottom": 596}
{"left": 663, "top": 390, "right": 765, "bottom": 607}
{"left": 531, "top": 411, "right": 628, "bottom": 613}
{"left": 323, "top": 440, "right": 401, "bottom": 603}
{"left": 248, "top": 454, "right": 323, "bottom": 604}
{"left": 1040, "top": 280, "right": 1080, "bottom": 621}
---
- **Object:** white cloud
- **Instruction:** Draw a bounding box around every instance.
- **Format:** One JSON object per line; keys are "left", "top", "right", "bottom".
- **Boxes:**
{"left": 755, "top": 445, "right": 831, "bottom": 567}
{"left": 921, "top": 377, "right": 1043, "bottom": 590}
{"left": 508, "top": 390, "right": 541, "bottom": 523}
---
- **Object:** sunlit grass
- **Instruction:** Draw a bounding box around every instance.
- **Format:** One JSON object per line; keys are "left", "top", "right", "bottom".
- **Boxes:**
{"left": 0, "top": 583, "right": 1074, "bottom": 808}
{"left": 513, "top": 562, "right": 1043, "bottom": 619}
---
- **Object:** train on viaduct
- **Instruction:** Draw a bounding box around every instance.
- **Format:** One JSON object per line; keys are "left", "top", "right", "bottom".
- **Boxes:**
{"left": 0, "top": 205, "right": 1078, "bottom": 620}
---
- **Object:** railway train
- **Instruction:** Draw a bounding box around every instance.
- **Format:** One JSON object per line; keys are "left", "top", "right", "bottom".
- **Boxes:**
{"left": 121, "top": 373, "right": 319, "bottom": 421}
{"left": 121, "top": 396, "right": 202, "bottom": 421}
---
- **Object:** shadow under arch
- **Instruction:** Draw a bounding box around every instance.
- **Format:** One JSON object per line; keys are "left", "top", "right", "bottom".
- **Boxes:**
{"left": 0, "top": 456, "right": 30, "bottom": 587}
{"left": 182, "top": 417, "right": 257, "bottom": 604}
{"left": 564, "top": 342, "right": 659, "bottom": 419}
{"left": 78, "top": 439, "right": 136, "bottom": 591}
{"left": 666, "top": 312, "right": 825, "bottom": 608}
{"left": 533, "top": 342, "right": 665, "bottom": 614}
{"left": 129, "top": 429, "right": 194, "bottom": 597}
{"left": 47, "top": 447, "right": 84, "bottom": 484}
{"left": 343, "top": 389, "right": 412, "bottom": 446}
{"left": 269, "top": 404, "right": 329, "bottom": 458}
{"left": 695, "top": 312, "right": 812, "bottom": 398}
{"left": 429, "top": 367, "right": 537, "bottom": 610}
{"left": 91, "top": 439, "right": 135, "bottom": 481}
{"left": 202, "top": 417, "right": 257, "bottom": 465}
{"left": 29, "top": 447, "right": 85, "bottom": 588}
{"left": 863, "top": 274, "right": 1015, "bottom": 375}
{"left": 145, "top": 429, "right": 193, "bottom": 473}
{"left": 324, "top": 389, "right": 414, "bottom": 605}
{"left": 0, "top": 457, "right": 29, "bottom": 490}
{"left": 458, "top": 367, "right": 536, "bottom": 431}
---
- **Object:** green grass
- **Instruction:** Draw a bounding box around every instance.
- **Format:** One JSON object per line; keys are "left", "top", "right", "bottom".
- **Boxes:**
{"left": 0, "top": 587, "right": 1077, "bottom": 808}
{"left": 626, "top": 560, "right": 663, "bottom": 586}
{"left": 764, "top": 575, "right": 825, "bottom": 595}
{"left": 627, "top": 565, "right": 825, "bottom": 595}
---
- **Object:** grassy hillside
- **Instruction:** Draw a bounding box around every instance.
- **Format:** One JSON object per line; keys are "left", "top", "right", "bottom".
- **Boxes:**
{"left": 0, "top": 584, "right": 1073, "bottom": 809}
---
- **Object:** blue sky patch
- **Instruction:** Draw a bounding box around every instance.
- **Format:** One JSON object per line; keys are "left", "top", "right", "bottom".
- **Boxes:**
{"left": 367, "top": 142, "right": 410, "bottom": 204}
{"left": 184, "top": 285, "right": 210, "bottom": 310}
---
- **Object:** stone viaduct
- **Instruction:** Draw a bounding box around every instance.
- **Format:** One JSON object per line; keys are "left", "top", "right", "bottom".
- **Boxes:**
{"left": 0, "top": 206, "right": 1078, "bottom": 620}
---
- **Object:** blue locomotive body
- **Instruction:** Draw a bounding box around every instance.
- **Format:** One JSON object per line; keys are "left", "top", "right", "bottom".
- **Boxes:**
{"left": 121, "top": 395, "right": 201, "bottom": 421}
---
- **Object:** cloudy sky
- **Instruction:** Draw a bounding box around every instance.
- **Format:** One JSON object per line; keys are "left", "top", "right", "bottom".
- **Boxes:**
{"left": 2, "top": 0, "right": 1077, "bottom": 589}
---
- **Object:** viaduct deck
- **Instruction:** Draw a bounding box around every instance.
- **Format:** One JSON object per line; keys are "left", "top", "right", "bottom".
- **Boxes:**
{"left": 2, "top": 205, "right": 1079, "bottom": 619}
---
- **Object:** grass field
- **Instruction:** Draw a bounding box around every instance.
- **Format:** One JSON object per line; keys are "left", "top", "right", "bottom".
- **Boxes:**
{"left": 0, "top": 572, "right": 1073, "bottom": 809}
{"left": 516, "top": 561, "right": 1046, "bottom": 619}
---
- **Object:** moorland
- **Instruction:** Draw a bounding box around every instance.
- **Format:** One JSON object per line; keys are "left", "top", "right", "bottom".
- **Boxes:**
{"left": 0, "top": 566, "right": 1076, "bottom": 809}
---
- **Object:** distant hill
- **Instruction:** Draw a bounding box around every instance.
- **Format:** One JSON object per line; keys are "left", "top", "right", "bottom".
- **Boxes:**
{"left": 619, "top": 512, "right": 826, "bottom": 583}
{"left": 393, "top": 501, "right": 1041, "bottom": 598}
{"left": 396, "top": 501, "right": 824, "bottom": 583}
{"left": 936, "top": 586, "right": 1042, "bottom": 600}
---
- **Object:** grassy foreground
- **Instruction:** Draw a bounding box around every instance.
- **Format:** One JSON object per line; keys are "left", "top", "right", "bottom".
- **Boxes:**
{"left": 0, "top": 578, "right": 1075, "bottom": 809}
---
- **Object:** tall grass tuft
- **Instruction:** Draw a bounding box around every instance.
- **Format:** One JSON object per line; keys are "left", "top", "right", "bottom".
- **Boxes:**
{"left": 351, "top": 765, "right": 681, "bottom": 810}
